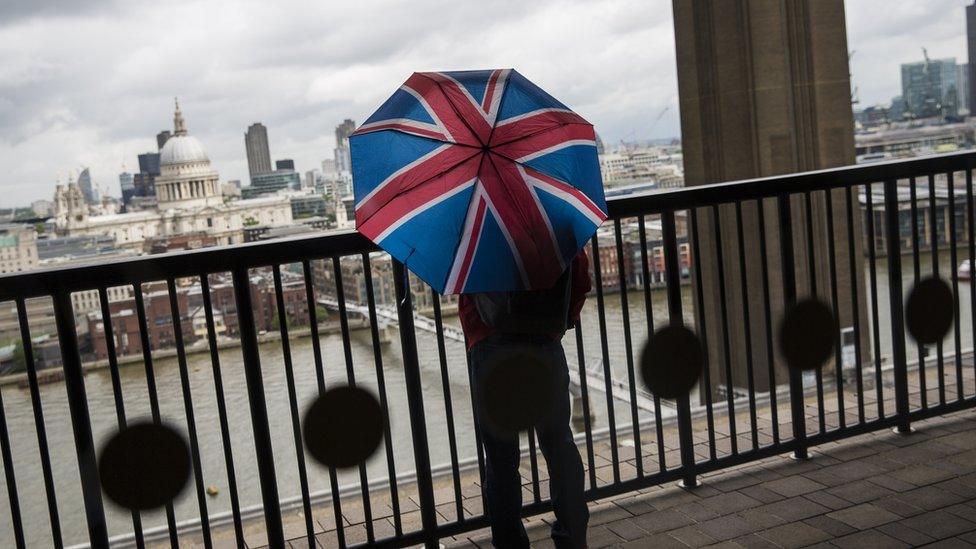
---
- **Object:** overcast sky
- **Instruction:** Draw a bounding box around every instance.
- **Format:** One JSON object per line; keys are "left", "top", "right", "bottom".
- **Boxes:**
{"left": 0, "top": 0, "right": 972, "bottom": 206}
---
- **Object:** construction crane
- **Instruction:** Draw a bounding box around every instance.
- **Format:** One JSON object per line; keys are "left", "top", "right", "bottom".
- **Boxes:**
{"left": 618, "top": 106, "right": 672, "bottom": 148}
{"left": 621, "top": 106, "right": 670, "bottom": 145}
{"left": 648, "top": 106, "right": 669, "bottom": 133}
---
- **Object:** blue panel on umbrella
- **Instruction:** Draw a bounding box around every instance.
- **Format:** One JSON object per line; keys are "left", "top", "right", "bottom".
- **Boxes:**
{"left": 377, "top": 184, "right": 475, "bottom": 292}
{"left": 350, "top": 131, "right": 445, "bottom": 202}
{"left": 442, "top": 70, "right": 495, "bottom": 105}
{"left": 464, "top": 211, "right": 525, "bottom": 293}
{"left": 534, "top": 185, "right": 600, "bottom": 263}
{"left": 497, "top": 70, "right": 569, "bottom": 122}
{"left": 522, "top": 144, "right": 607, "bottom": 213}
{"left": 363, "top": 88, "right": 436, "bottom": 126}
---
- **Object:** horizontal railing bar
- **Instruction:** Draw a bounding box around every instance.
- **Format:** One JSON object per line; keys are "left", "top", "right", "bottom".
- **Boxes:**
{"left": 0, "top": 230, "right": 378, "bottom": 300}
{"left": 4, "top": 150, "right": 976, "bottom": 301}
{"left": 608, "top": 149, "right": 976, "bottom": 217}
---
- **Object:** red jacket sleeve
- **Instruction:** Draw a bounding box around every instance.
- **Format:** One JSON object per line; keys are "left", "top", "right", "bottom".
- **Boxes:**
{"left": 459, "top": 249, "right": 591, "bottom": 349}
{"left": 458, "top": 293, "right": 492, "bottom": 350}
{"left": 568, "top": 249, "right": 591, "bottom": 326}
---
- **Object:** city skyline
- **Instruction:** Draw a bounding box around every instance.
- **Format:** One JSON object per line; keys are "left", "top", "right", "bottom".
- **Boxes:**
{"left": 0, "top": 0, "right": 972, "bottom": 206}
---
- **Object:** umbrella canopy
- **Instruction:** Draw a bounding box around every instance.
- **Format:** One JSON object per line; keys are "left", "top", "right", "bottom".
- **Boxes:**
{"left": 350, "top": 69, "right": 607, "bottom": 294}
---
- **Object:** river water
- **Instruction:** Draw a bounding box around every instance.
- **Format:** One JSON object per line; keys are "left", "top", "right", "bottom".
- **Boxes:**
{"left": 0, "top": 250, "right": 969, "bottom": 547}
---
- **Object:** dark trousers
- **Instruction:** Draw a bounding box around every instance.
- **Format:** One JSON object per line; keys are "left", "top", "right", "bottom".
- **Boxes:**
{"left": 469, "top": 335, "right": 589, "bottom": 548}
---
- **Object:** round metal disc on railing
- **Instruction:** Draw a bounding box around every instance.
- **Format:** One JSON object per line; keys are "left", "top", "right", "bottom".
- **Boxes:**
{"left": 302, "top": 386, "right": 384, "bottom": 469}
{"left": 98, "top": 422, "right": 191, "bottom": 511}
{"left": 779, "top": 299, "right": 837, "bottom": 371}
{"left": 639, "top": 324, "right": 703, "bottom": 399}
{"left": 905, "top": 276, "right": 953, "bottom": 345}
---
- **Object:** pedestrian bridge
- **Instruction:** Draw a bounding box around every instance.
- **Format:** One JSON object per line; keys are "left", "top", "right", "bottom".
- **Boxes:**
{"left": 317, "top": 296, "right": 660, "bottom": 414}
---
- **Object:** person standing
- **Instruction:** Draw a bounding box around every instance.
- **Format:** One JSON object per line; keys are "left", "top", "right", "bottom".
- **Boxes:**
{"left": 459, "top": 250, "right": 591, "bottom": 548}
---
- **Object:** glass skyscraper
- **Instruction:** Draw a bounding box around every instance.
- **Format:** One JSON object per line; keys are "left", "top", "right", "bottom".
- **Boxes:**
{"left": 901, "top": 57, "right": 959, "bottom": 119}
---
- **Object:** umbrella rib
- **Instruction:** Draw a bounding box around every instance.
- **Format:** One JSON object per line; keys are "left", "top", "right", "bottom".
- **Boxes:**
{"left": 484, "top": 153, "right": 550, "bottom": 274}
{"left": 485, "top": 88, "right": 503, "bottom": 146}
{"left": 356, "top": 147, "right": 482, "bottom": 228}
{"left": 488, "top": 148, "right": 606, "bottom": 223}
{"left": 491, "top": 154, "right": 568, "bottom": 274}
{"left": 490, "top": 120, "right": 591, "bottom": 149}
{"left": 487, "top": 122, "right": 596, "bottom": 172}
{"left": 422, "top": 73, "right": 487, "bottom": 147}
{"left": 441, "top": 152, "right": 490, "bottom": 292}
{"left": 357, "top": 125, "right": 479, "bottom": 148}
{"left": 484, "top": 69, "right": 514, "bottom": 146}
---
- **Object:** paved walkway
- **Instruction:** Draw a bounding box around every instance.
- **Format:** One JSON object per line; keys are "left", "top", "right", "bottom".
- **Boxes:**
{"left": 452, "top": 408, "right": 976, "bottom": 548}
{"left": 266, "top": 407, "right": 976, "bottom": 548}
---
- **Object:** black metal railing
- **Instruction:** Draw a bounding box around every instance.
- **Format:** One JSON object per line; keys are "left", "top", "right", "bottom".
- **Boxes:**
{"left": 1, "top": 151, "right": 976, "bottom": 548}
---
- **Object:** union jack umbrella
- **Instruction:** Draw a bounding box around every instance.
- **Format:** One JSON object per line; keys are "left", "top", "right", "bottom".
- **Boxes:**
{"left": 350, "top": 69, "right": 607, "bottom": 294}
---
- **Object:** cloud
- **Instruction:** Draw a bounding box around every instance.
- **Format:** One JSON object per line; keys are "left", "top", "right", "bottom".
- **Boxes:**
{"left": 0, "top": 0, "right": 116, "bottom": 28}
{"left": 0, "top": 0, "right": 970, "bottom": 206}
{"left": 0, "top": 0, "right": 678, "bottom": 205}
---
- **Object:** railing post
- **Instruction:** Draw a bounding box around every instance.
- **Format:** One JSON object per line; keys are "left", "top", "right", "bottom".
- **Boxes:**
{"left": 392, "top": 260, "right": 439, "bottom": 547}
{"left": 662, "top": 212, "right": 698, "bottom": 488}
{"left": 52, "top": 290, "right": 109, "bottom": 546}
{"left": 231, "top": 268, "right": 285, "bottom": 547}
{"left": 883, "top": 180, "right": 912, "bottom": 433}
{"left": 777, "top": 194, "right": 809, "bottom": 459}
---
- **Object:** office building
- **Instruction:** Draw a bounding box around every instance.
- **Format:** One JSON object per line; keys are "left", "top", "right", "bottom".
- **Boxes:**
{"left": 119, "top": 170, "right": 135, "bottom": 207}
{"left": 321, "top": 158, "right": 335, "bottom": 176}
{"left": 334, "top": 119, "right": 355, "bottom": 175}
{"left": 853, "top": 104, "right": 891, "bottom": 129}
{"left": 31, "top": 200, "right": 53, "bottom": 218}
{"left": 968, "top": 2, "right": 976, "bottom": 114}
{"left": 958, "top": 63, "right": 970, "bottom": 116}
{"left": 157, "top": 130, "right": 172, "bottom": 151}
{"left": 0, "top": 224, "right": 38, "bottom": 274}
{"left": 901, "top": 56, "right": 959, "bottom": 119}
{"left": 243, "top": 170, "right": 302, "bottom": 198}
{"left": 890, "top": 95, "right": 907, "bottom": 121}
{"left": 245, "top": 122, "right": 273, "bottom": 176}
{"left": 289, "top": 194, "right": 328, "bottom": 219}
{"left": 275, "top": 159, "right": 295, "bottom": 171}
{"left": 119, "top": 171, "right": 134, "bottom": 193}
{"left": 304, "top": 169, "right": 319, "bottom": 189}
{"left": 138, "top": 151, "right": 160, "bottom": 175}
{"left": 77, "top": 167, "right": 96, "bottom": 204}
{"left": 133, "top": 151, "right": 160, "bottom": 200}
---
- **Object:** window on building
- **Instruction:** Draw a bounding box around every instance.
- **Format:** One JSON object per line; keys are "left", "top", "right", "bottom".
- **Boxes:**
{"left": 955, "top": 204, "right": 967, "bottom": 241}
{"left": 936, "top": 207, "right": 948, "bottom": 245}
